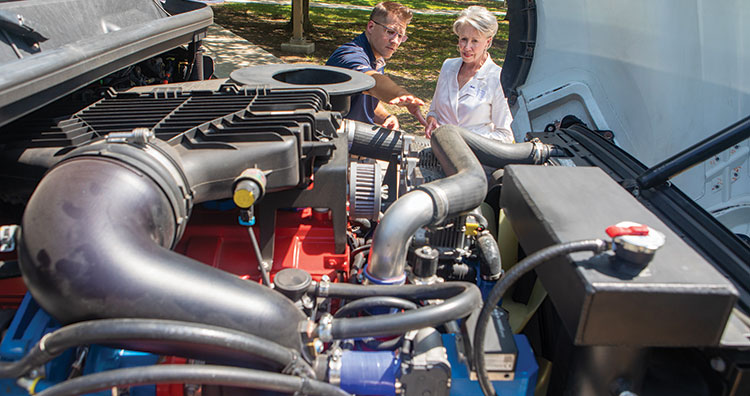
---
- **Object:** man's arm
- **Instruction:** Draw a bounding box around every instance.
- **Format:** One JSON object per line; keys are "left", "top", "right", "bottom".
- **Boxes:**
{"left": 363, "top": 71, "right": 411, "bottom": 101}
{"left": 364, "top": 71, "right": 426, "bottom": 126}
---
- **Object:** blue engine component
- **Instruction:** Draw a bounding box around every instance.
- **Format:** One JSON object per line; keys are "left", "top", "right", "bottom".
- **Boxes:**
{"left": 339, "top": 350, "right": 400, "bottom": 396}
{"left": 444, "top": 333, "right": 538, "bottom": 396}
{"left": 0, "top": 293, "right": 158, "bottom": 396}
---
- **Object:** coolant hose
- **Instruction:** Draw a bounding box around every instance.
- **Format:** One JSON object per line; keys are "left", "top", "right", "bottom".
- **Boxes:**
{"left": 455, "top": 127, "right": 558, "bottom": 169}
{"left": 476, "top": 231, "right": 502, "bottom": 281}
{"left": 35, "top": 365, "right": 350, "bottom": 396}
{"left": 346, "top": 120, "right": 402, "bottom": 161}
{"left": 0, "top": 319, "right": 314, "bottom": 379}
{"left": 313, "top": 282, "right": 481, "bottom": 340}
{"left": 367, "top": 125, "right": 487, "bottom": 281}
{"left": 469, "top": 209, "right": 502, "bottom": 281}
{"left": 333, "top": 296, "right": 418, "bottom": 318}
{"left": 474, "top": 239, "right": 610, "bottom": 396}
{"left": 18, "top": 156, "right": 306, "bottom": 351}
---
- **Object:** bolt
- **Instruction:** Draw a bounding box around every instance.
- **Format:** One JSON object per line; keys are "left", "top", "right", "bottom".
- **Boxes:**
{"left": 710, "top": 357, "right": 726, "bottom": 372}
{"left": 313, "top": 339, "right": 324, "bottom": 354}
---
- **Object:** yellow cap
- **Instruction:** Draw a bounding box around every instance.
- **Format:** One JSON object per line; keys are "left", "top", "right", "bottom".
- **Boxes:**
{"left": 233, "top": 189, "right": 256, "bottom": 208}
{"left": 465, "top": 222, "right": 481, "bottom": 236}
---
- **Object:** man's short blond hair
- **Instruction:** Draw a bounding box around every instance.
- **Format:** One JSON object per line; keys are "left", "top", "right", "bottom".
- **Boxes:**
{"left": 371, "top": 1, "right": 412, "bottom": 24}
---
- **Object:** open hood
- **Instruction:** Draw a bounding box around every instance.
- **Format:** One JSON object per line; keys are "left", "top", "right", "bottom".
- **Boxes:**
{"left": 0, "top": 0, "right": 212, "bottom": 127}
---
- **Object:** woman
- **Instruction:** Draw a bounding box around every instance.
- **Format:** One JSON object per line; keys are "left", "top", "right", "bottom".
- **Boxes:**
{"left": 424, "top": 6, "right": 513, "bottom": 143}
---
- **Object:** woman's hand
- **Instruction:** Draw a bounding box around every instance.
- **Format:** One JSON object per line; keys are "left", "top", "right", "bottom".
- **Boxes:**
{"left": 424, "top": 116, "right": 438, "bottom": 138}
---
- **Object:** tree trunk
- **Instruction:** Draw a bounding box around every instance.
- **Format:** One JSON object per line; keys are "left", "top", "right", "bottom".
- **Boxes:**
{"left": 289, "top": 0, "right": 313, "bottom": 33}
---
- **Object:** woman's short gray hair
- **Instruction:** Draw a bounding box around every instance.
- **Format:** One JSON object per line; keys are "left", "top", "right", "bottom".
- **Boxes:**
{"left": 452, "top": 6, "right": 498, "bottom": 38}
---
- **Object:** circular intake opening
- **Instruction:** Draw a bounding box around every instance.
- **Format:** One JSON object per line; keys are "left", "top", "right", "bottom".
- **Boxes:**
{"left": 273, "top": 68, "right": 352, "bottom": 85}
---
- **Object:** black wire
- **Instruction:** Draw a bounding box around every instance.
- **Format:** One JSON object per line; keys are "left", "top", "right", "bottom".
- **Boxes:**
{"left": 350, "top": 244, "right": 372, "bottom": 259}
{"left": 333, "top": 296, "right": 418, "bottom": 318}
{"left": 35, "top": 365, "right": 350, "bottom": 396}
{"left": 474, "top": 239, "right": 609, "bottom": 396}
{"left": 248, "top": 227, "right": 271, "bottom": 287}
{"left": 0, "top": 319, "right": 313, "bottom": 379}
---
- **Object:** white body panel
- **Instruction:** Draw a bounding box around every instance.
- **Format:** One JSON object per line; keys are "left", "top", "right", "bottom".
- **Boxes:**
{"left": 511, "top": 0, "right": 750, "bottom": 234}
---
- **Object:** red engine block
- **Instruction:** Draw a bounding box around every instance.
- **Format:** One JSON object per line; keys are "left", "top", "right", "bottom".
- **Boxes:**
{"left": 175, "top": 206, "right": 350, "bottom": 284}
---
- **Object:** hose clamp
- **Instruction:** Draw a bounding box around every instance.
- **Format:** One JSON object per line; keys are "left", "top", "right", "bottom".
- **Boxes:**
{"left": 317, "top": 276, "right": 331, "bottom": 297}
{"left": 328, "top": 347, "right": 343, "bottom": 385}
{"left": 318, "top": 313, "right": 334, "bottom": 342}
{"left": 344, "top": 119, "right": 356, "bottom": 151}
{"left": 481, "top": 271, "right": 503, "bottom": 282}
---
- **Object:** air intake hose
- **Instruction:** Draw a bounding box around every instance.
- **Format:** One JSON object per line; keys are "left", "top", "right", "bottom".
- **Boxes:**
{"left": 345, "top": 120, "right": 403, "bottom": 161}
{"left": 454, "top": 127, "right": 559, "bottom": 168}
{"left": 18, "top": 144, "right": 306, "bottom": 352}
{"left": 366, "top": 125, "right": 487, "bottom": 282}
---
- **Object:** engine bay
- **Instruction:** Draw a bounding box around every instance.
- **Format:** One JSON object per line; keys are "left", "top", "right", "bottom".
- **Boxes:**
{"left": 1, "top": 1, "right": 749, "bottom": 395}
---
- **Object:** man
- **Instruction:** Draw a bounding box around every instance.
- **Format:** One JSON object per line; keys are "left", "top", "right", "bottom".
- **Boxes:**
{"left": 326, "top": 1, "right": 426, "bottom": 130}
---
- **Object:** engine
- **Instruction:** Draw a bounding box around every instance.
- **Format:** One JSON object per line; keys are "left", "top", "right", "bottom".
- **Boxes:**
{"left": 0, "top": 36, "right": 747, "bottom": 396}
{"left": 0, "top": 64, "right": 559, "bottom": 395}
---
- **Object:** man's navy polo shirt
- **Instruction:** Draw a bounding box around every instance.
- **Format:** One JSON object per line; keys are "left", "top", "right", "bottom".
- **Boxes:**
{"left": 326, "top": 33, "right": 385, "bottom": 125}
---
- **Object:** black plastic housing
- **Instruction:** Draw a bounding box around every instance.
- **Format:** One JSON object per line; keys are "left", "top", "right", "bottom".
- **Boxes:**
{"left": 501, "top": 165, "right": 738, "bottom": 347}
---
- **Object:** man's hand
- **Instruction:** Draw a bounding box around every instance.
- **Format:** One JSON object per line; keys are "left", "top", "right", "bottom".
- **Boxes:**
{"left": 389, "top": 95, "right": 427, "bottom": 126}
{"left": 382, "top": 114, "right": 399, "bottom": 130}
{"left": 424, "top": 116, "right": 439, "bottom": 138}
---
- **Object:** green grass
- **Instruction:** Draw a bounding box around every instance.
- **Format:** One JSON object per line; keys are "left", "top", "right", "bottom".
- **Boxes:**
{"left": 212, "top": 2, "right": 509, "bottom": 132}
{"left": 306, "top": 0, "right": 507, "bottom": 12}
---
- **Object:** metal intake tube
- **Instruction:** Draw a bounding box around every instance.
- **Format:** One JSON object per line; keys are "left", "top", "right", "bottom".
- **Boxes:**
{"left": 17, "top": 147, "right": 306, "bottom": 351}
{"left": 366, "top": 125, "right": 488, "bottom": 282}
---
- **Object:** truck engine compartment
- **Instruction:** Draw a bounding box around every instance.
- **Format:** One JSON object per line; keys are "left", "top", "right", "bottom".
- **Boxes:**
{"left": 1, "top": 1, "right": 749, "bottom": 396}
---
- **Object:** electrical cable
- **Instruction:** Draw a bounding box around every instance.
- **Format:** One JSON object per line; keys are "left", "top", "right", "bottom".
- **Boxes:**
{"left": 349, "top": 244, "right": 371, "bottom": 259}
{"left": 248, "top": 226, "right": 271, "bottom": 287}
{"left": 35, "top": 364, "right": 350, "bottom": 396}
{"left": 0, "top": 319, "right": 314, "bottom": 379}
{"left": 473, "top": 239, "right": 610, "bottom": 396}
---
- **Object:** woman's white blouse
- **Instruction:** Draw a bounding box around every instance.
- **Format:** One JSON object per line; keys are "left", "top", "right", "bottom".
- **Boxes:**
{"left": 426, "top": 56, "right": 514, "bottom": 143}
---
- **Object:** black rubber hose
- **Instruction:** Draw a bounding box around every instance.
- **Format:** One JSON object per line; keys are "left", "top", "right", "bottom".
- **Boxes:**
{"left": 313, "top": 279, "right": 474, "bottom": 301}
{"left": 333, "top": 296, "right": 418, "bottom": 318}
{"left": 34, "top": 365, "right": 350, "bottom": 396}
{"left": 477, "top": 231, "right": 503, "bottom": 281}
{"left": 328, "top": 282, "right": 481, "bottom": 339}
{"left": 474, "top": 239, "right": 610, "bottom": 396}
{"left": 420, "top": 125, "right": 488, "bottom": 223}
{"left": 455, "top": 127, "right": 557, "bottom": 169}
{"left": 468, "top": 210, "right": 502, "bottom": 281}
{"left": 347, "top": 121, "right": 402, "bottom": 161}
{"left": 18, "top": 157, "right": 305, "bottom": 351}
{"left": 0, "top": 319, "right": 314, "bottom": 379}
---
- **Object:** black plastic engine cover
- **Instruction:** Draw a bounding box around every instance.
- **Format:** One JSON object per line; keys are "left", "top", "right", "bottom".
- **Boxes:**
{"left": 501, "top": 165, "right": 737, "bottom": 347}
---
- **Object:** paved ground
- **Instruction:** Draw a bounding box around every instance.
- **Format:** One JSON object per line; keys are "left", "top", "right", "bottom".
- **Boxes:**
{"left": 202, "top": 24, "right": 283, "bottom": 78}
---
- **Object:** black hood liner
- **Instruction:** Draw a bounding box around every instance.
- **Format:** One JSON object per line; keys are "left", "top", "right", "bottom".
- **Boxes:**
{"left": 0, "top": 0, "right": 212, "bottom": 127}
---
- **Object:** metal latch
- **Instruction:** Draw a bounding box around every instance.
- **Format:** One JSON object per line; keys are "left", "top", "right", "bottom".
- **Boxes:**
{"left": 0, "top": 225, "right": 20, "bottom": 252}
